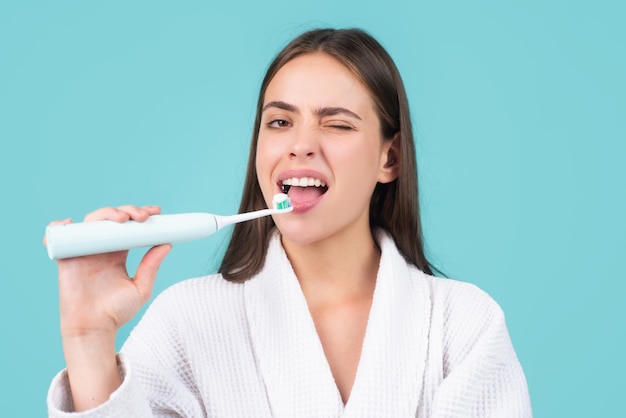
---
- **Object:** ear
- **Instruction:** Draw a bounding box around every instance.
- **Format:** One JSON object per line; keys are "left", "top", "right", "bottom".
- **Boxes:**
{"left": 378, "top": 133, "right": 401, "bottom": 184}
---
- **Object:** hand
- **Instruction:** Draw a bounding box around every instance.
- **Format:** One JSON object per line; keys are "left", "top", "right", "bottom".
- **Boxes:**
{"left": 45, "top": 205, "right": 172, "bottom": 339}
{"left": 44, "top": 205, "right": 171, "bottom": 410}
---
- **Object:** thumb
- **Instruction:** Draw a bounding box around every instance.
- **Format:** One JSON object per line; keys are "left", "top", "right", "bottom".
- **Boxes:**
{"left": 134, "top": 244, "right": 172, "bottom": 303}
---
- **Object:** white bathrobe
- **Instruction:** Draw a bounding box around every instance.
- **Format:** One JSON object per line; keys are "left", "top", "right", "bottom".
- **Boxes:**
{"left": 48, "top": 230, "right": 532, "bottom": 417}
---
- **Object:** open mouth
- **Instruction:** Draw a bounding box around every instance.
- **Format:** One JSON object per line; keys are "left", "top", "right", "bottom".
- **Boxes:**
{"left": 280, "top": 177, "right": 329, "bottom": 202}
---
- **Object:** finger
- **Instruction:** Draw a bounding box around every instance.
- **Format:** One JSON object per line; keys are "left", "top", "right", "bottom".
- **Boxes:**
{"left": 83, "top": 205, "right": 161, "bottom": 223}
{"left": 43, "top": 218, "right": 72, "bottom": 246}
{"left": 84, "top": 207, "right": 132, "bottom": 223}
{"left": 140, "top": 205, "right": 162, "bottom": 216}
{"left": 133, "top": 244, "right": 172, "bottom": 303}
{"left": 48, "top": 218, "right": 73, "bottom": 227}
{"left": 116, "top": 205, "right": 152, "bottom": 222}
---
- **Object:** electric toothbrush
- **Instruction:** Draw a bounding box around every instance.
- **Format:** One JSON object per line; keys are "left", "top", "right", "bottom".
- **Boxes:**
{"left": 46, "top": 193, "right": 292, "bottom": 260}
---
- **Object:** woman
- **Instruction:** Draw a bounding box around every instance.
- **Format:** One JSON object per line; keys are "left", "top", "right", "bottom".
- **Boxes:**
{"left": 47, "top": 28, "right": 532, "bottom": 417}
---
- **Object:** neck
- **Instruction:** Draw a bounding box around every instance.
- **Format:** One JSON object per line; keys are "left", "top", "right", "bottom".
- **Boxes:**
{"left": 281, "top": 227, "right": 380, "bottom": 305}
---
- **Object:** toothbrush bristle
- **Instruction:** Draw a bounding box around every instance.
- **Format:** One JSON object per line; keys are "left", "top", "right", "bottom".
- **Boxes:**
{"left": 272, "top": 193, "right": 291, "bottom": 210}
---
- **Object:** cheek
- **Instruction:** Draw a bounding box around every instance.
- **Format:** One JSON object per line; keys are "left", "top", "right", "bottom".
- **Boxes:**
{"left": 255, "top": 138, "right": 279, "bottom": 191}
{"left": 254, "top": 147, "right": 268, "bottom": 186}
{"left": 327, "top": 140, "right": 382, "bottom": 179}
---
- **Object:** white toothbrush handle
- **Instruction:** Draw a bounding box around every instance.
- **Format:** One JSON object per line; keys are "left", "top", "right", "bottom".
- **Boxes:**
{"left": 46, "top": 213, "right": 218, "bottom": 260}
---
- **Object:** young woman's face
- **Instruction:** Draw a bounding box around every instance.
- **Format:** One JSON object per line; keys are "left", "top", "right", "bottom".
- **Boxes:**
{"left": 256, "top": 52, "right": 397, "bottom": 246}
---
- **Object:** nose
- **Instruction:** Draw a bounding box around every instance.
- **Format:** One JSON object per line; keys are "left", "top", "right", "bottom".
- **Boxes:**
{"left": 289, "top": 127, "right": 318, "bottom": 160}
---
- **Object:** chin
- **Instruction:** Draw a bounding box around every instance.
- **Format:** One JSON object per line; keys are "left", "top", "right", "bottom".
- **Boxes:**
{"left": 274, "top": 220, "right": 324, "bottom": 247}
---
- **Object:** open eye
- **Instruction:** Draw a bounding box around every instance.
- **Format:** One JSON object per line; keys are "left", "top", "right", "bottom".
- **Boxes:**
{"left": 267, "top": 119, "right": 291, "bottom": 129}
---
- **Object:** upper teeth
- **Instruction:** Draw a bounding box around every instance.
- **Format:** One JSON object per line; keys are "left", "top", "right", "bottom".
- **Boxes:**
{"left": 282, "top": 177, "right": 326, "bottom": 187}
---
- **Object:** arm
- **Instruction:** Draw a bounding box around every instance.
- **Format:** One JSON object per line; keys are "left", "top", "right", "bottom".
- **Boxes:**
{"left": 48, "top": 289, "right": 207, "bottom": 418}
{"left": 48, "top": 354, "right": 152, "bottom": 417}
{"left": 45, "top": 206, "right": 170, "bottom": 413}
{"left": 431, "top": 284, "right": 532, "bottom": 417}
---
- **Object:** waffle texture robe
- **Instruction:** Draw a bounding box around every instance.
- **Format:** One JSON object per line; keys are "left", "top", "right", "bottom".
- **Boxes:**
{"left": 48, "top": 230, "right": 532, "bottom": 417}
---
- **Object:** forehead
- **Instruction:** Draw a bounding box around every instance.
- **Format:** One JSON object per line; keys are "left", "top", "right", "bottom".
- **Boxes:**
{"left": 264, "top": 53, "right": 376, "bottom": 112}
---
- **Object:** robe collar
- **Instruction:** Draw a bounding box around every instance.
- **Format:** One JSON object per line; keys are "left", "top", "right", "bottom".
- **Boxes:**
{"left": 243, "top": 229, "right": 432, "bottom": 417}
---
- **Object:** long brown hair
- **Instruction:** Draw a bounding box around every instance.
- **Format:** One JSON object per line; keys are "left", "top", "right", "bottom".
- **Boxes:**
{"left": 219, "top": 28, "right": 435, "bottom": 281}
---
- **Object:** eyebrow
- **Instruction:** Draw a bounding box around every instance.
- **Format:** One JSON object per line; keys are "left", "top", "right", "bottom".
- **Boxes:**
{"left": 262, "top": 100, "right": 362, "bottom": 120}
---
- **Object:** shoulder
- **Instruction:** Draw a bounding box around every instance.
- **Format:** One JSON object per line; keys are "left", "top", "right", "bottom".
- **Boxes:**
{"left": 380, "top": 230, "right": 505, "bottom": 324}
{"left": 153, "top": 274, "right": 244, "bottom": 305}
{"left": 418, "top": 273, "right": 516, "bottom": 371}
{"left": 423, "top": 273, "right": 505, "bottom": 321}
{"left": 421, "top": 272, "right": 507, "bottom": 338}
{"left": 124, "top": 274, "right": 248, "bottom": 352}
{"left": 138, "top": 274, "right": 247, "bottom": 330}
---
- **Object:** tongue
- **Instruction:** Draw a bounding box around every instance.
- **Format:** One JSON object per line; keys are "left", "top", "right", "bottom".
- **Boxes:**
{"left": 288, "top": 186, "right": 324, "bottom": 204}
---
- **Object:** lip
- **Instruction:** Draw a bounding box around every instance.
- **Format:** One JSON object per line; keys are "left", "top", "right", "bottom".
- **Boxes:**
{"left": 276, "top": 169, "right": 329, "bottom": 213}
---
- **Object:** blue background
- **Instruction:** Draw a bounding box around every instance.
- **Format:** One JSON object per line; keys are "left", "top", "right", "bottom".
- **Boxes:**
{"left": 1, "top": 1, "right": 624, "bottom": 416}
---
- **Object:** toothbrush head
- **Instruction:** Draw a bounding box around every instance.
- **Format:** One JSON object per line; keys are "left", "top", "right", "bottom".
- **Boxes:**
{"left": 272, "top": 193, "right": 293, "bottom": 212}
